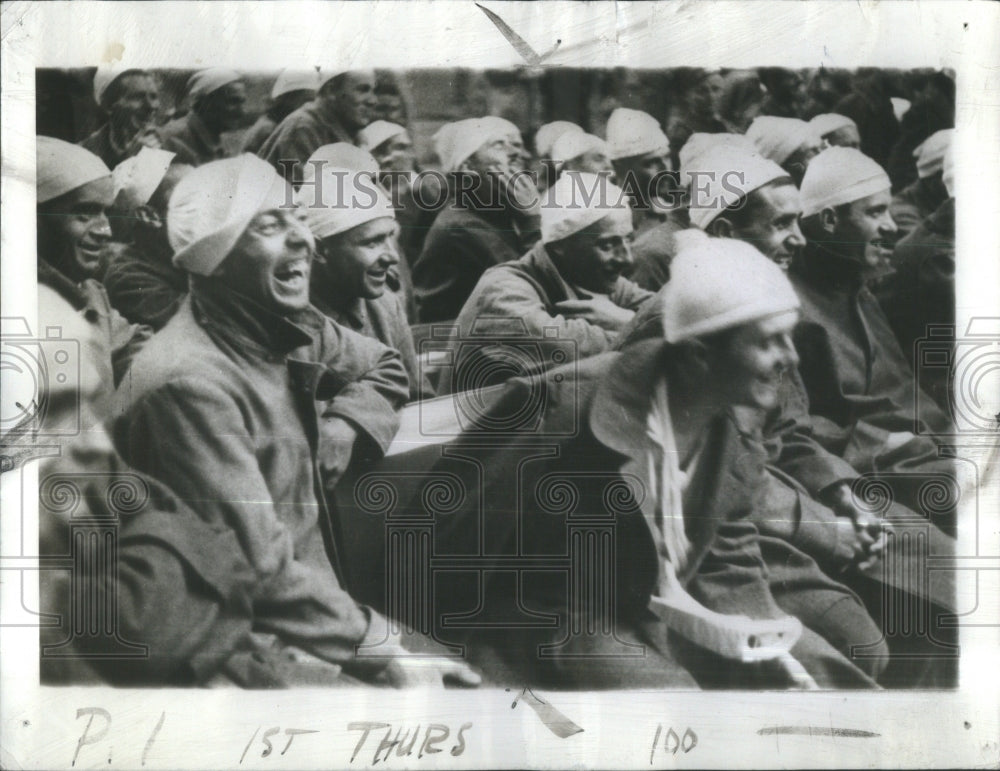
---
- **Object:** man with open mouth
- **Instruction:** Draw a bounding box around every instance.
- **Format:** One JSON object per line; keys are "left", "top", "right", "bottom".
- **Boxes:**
{"left": 112, "top": 153, "right": 479, "bottom": 688}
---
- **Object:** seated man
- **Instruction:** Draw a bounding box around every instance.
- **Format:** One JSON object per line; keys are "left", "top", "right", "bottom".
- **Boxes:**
{"left": 112, "top": 154, "right": 478, "bottom": 688}
{"left": 809, "top": 113, "right": 861, "bottom": 150}
{"left": 431, "top": 238, "right": 885, "bottom": 689}
{"left": 158, "top": 68, "right": 247, "bottom": 167}
{"left": 35, "top": 137, "right": 151, "bottom": 392}
{"left": 442, "top": 172, "right": 652, "bottom": 394}
{"left": 605, "top": 107, "right": 675, "bottom": 238}
{"left": 102, "top": 148, "right": 192, "bottom": 329}
{"left": 240, "top": 69, "right": 318, "bottom": 155}
{"left": 889, "top": 128, "right": 952, "bottom": 240}
{"left": 81, "top": 66, "right": 162, "bottom": 169}
{"left": 550, "top": 131, "right": 615, "bottom": 178}
{"left": 746, "top": 115, "right": 824, "bottom": 186}
{"left": 413, "top": 118, "right": 539, "bottom": 322}
{"left": 793, "top": 146, "right": 958, "bottom": 535}
{"left": 299, "top": 166, "right": 428, "bottom": 400}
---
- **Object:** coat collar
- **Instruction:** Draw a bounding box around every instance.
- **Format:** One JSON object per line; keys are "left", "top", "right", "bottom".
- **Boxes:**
{"left": 792, "top": 241, "right": 867, "bottom": 294}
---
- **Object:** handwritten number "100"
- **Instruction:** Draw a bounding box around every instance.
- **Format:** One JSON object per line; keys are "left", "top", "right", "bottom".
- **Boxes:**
{"left": 650, "top": 725, "right": 697, "bottom": 762}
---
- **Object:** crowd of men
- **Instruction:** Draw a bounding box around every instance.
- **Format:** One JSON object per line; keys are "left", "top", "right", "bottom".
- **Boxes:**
{"left": 29, "top": 65, "right": 960, "bottom": 690}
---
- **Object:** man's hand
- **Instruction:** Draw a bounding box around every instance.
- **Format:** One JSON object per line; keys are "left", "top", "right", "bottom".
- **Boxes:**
{"left": 556, "top": 295, "right": 635, "bottom": 332}
{"left": 381, "top": 656, "right": 482, "bottom": 689}
{"left": 502, "top": 170, "right": 541, "bottom": 215}
{"left": 124, "top": 126, "right": 163, "bottom": 157}
{"left": 317, "top": 416, "right": 358, "bottom": 493}
{"left": 826, "top": 482, "right": 891, "bottom": 570}
{"left": 832, "top": 517, "right": 866, "bottom": 566}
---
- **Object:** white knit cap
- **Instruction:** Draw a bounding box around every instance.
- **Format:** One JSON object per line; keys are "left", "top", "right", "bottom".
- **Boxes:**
{"left": 535, "top": 121, "right": 583, "bottom": 159}
{"left": 271, "top": 68, "right": 319, "bottom": 99}
{"left": 799, "top": 147, "right": 890, "bottom": 219}
{"left": 481, "top": 115, "right": 523, "bottom": 142}
{"left": 434, "top": 118, "right": 509, "bottom": 173}
{"left": 679, "top": 133, "right": 755, "bottom": 188}
{"left": 36, "top": 136, "right": 111, "bottom": 204}
{"left": 662, "top": 237, "right": 800, "bottom": 343}
{"left": 297, "top": 166, "right": 395, "bottom": 241}
{"left": 914, "top": 129, "right": 954, "bottom": 179}
{"left": 112, "top": 147, "right": 177, "bottom": 206}
{"left": 93, "top": 66, "right": 148, "bottom": 107}
{"left": 551, "top": 131, "right": 608, "bottom": 164}
{"left": 541, "top": 172, "right": 631, "bottom": 244}
{"left": 187, "top": 68, "right": 242, "bottom": 102}
{"left": 808, "top": 113, "right": 857, "bottom": 139}
{"left": 942, "top": 143, "right": 955, "bottom": 198}
{"left": 687, "top": 144, "right": 791, "bottom": 230}
{"left": 746, "top": 116, "right": 821, "bottom": 165}
{"left": 318, "top": 68, "right": 374, "bottom": 90}
{"left": 606, "top": 107, "right": 670, "bottom": 161}
{"left": 168, "top": 154, "right": 294, "bottom": 275}
{"left": 357, "top": 121, "right": 408, "bottom": 153}
{"left": 303, "top": 143, "right": 379, "bottom": 186}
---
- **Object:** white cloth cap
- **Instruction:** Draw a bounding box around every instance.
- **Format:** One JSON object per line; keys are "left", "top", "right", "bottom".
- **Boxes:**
{"left": 662, "top": 238, "right": 800, "bottom": 343}
{"left": 541, "top": 172, "right": 631, "bottom": 244}
{"left": 746, "top": 116, "right": 821, "bottom": 164}
{"left": 808, "top": 113, "right": 857, "bottom": 139}
{"left": 168, "top": 154, "right": 294, "bottom": 275}
{"left": 799, "top": 147, "right": 890, "bottom": 218}
{"left": 535, "top": 121, "right": 583, "bottom": 159}
{"left": 112, "top": 147, "right": 177, "bottom": 206}
{"left": 687, "top": 144, "right": 791, "bottom": 230}
{"left": 297, "top": 166, "right": 395, "bottom": 241}
{"left": 318, "top": 68, "right": 373, "bottom": 90}
{"left": 93, "top": 66, "right": 147, "bottom": 107}
{"left": 187, "top": 68, "right": 242, "bottom": 102}
{"left": 304, "top": 143, "right": 380, "bottom": 185}
{"left": 606, "top": 108, "right": 670, "bottom": 161}
{"left": 36, "top": 136, "right": 111, "bottom": 204}
{"left": 434, "top": 118, "right": 509, "bottom": 173}
{"left": 357, "top": 121, "right": 408, "bottom": 152}
{"left": 551, "top": 132, "right": 607, "bottom": 164}
{"left": 914, "top": 129, "right": 954, "bottom": 179}
{"left": 481, "top": 115, "right": 523, "bottom": 142}
{"left": 942, "top": 143, "right": 955, "bottom": 198}
{"left": 271, "top": 68, "right": 319, "bottom": 99}
{"left": 679, "top": 133, "right": 755, "bottom": 188}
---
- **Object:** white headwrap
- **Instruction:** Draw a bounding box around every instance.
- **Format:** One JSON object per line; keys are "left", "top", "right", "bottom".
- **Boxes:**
{"left": 679, "top": 133, "right": 756, "bottom": 189}
{"left": 541, "top": 172, "right": 631, "bottom": 244}
{"left": 112, "top": 147, "right": 177, "bottom": 206}
{"left": 551, "top": 131, "right": 607, "bottom": 165}
{"left": 318, "top": 68, "right": 374, "bottom": 91}
{"left": 606, "top": 107, "right": 670, "bottom": 161}
{"left": 687, "top": 144, "right": 791, "bottom": 230}
{"left": 535, "top": 121, "right": 583, "bottom": 159}
{"left": 914, "top": 129, "right": 954, "bottom": 179}
{"left": 168, "top": 154, "right": 293, "bottom": 275}
{"left": 36, "top": 136, "right": 111, "bottom": 204}
{"left": 93, "top": 66, "right": 148, "bottom": 108}
{"left": 481, "top": 115, "right": 523, "bottom": 143}
{"left": 271, "top": 68, "right": 319, "bottom": 99}
{"left": 357, "top": 121, "right": 408, "bottom": 153}
{"left": 433, "top": 118, "right": 509, "bottom": 173}
{"left": 302, "top": 143, "right": 379, "bottom": 187}
{"left": 187, "top": 68, "right": 242, "bottom": 102}
{"left": 746, "top": 116, "right": 821, "bottom": 165}
{"left": 662, "top": 238, "right": 800, "bottom": 343}
{"left": 297, "top": 166, "right": 395, "bottom": 241}
{"left": 808, "top": 113, "right": 857, "bottom": 139}
{"left": 942, "top": 143, "right": 956, "bottom": 198}
{"left": 799, "top": 147, "right": 890, "bottom": 218}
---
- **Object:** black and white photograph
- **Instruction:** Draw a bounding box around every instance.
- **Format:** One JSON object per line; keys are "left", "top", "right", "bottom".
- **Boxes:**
{"left": 1, "top": 2, "right": 998, "bottom": 768}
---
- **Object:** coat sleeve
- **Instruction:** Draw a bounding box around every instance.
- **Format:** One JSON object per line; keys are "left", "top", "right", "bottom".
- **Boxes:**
{"left": 611, "top": 277, "right": 656, "bottom": 312}
{"left": 317, "top": 319, "right": 409, "bottom": 455}
{"left": 261, "top": 122, "right": 322, "bottom": 182}
{"left": 115, "top": 377, "right": 392, "bottom": 678}
{"left": 103, "top": 262, "right": 184, "bottom": 331}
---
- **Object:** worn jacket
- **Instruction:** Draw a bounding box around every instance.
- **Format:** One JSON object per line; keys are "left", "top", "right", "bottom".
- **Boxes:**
{"left": 412, "top": 202, "right": 524, "bottom": 323}
{"left": 157, "top": 112, "right": 228, "bottom": 167}
{"left": 112, "top": 281, "right": 409, "bottom": 680}
{"left": 257, "top": 102, "right": 355, "bottom": 182}
{"left": 102, "top": 242, "right": 188, "bottom": 331}
{"left": 240, "top": 114, "right": 279, "bottom": 155}
{"left": 790, "top": 243, "right": 952, "bottom": 469}
{"left": 311, "top": 275, "right": 428, "bottom": 401}
{"left": 443, "top": 241, "right": 652, "bottom": 393}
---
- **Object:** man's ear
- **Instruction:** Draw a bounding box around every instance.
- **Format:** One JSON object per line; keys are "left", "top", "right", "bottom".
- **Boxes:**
{"left": 134, "top": 205, "right": 162, "bottom": 229}
{"left": 818, "top": 206, "right": 839, "bottom": 234}
{"left": 707, "top": 217, "right": 734, "bottom": 239}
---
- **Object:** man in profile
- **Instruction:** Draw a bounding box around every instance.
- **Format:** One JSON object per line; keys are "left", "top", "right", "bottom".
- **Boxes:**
{"left": 746, "top": 115, "right": 824, "bottom": 186}
{"left": 606, "top": 107, "right": 675, "bottom": 238}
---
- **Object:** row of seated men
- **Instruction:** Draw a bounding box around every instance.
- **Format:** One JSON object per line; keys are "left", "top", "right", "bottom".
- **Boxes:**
{"left": 28, "top": 67, "right": 959, "bottom": 690}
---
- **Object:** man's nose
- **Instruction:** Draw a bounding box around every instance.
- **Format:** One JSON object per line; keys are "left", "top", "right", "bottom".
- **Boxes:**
{"left": 287, "top": 219, "right": 314, "bottom": 250}
{"left": 879, "top": 213, "right": 898, "bottom": 238}
{"left": 381, "top": 238, "right": 401, "bottom": 266}
{"left": 91, "top": 213, "right": 112, "bottom": 240}
{"left": 780, "top": 335, "right": 800, "bottom": 370}
{"left": 617, "top": 241, "right": 635, "bottom": 269}
{"left": 787, "top": 220, "right": 806, "bottom": 249}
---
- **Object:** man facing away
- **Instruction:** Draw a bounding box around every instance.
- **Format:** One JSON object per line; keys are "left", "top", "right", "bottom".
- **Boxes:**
{"left": 112, "top": 154, "right": 479, "bottom": 687}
